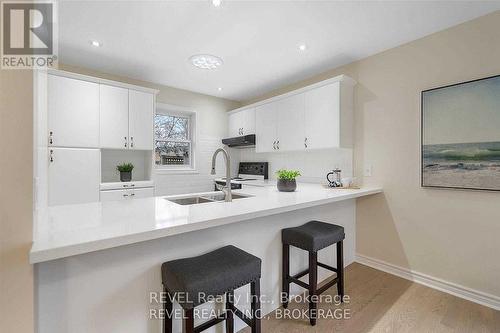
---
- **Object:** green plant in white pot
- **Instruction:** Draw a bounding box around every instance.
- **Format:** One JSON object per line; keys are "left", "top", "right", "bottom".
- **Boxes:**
{"left": 117, "top": 163, "right": 134, "bottom": 182}
{"left": 276, "top": 169, "right": 301, "bottom": 192}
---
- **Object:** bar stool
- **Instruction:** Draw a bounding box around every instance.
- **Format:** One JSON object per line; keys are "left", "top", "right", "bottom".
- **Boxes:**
{"left": 281, "top": 221, "right": 345, "bottom": 326}
{"left": 161, "top": 245, "right": 262, "bottom": 333}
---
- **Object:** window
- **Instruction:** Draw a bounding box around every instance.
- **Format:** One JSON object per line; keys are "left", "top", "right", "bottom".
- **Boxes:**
{"left": 154, "top": 106, "right": 195, "bottom": 169}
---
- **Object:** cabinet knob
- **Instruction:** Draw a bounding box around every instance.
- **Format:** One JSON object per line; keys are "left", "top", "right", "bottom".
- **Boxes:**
{"left": 48, "top": 131, "right": 53, "bottom": 145}
{"left": 49, "top": 149, "right": 54, "bottom": 162}
{"left": 304, "top": 137, "right": 308, "bottom": 148}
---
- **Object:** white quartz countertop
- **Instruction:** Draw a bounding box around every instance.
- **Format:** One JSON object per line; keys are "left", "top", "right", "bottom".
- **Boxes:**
{"left": 30, "top": 184, "right": 382, "bottom": 264}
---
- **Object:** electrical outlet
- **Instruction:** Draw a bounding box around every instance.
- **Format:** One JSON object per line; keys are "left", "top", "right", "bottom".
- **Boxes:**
{"left": 364, "top": 165, "right": 373, "bottom": 177}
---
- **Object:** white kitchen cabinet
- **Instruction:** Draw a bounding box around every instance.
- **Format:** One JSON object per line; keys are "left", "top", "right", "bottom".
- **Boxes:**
{"left": 228, "top": 108, "right": 255, "bottom": 137}
{"left": 48, "top": 148, "right": 100, "bottom": 205}
{"left": 255, "top": 103, "right": 278, "bottom": 152}
{"left": 304, "top": 81, "right": 353, "bottom": 149}
{"left": 100, "top": 187, "right": 154, "bottom": 202}
{"left": 48, "top": 75, "right": 100, "bottom": 148}
{"left": 276, "top": 93, "right": 305, "bottom": 151}
{"left": 234, "top": 75, "right": 355, "bottom": 153}
{"left": 129, "top": 90, "right": 154, "bottom": 150}
{"left": 100, "top": 85, "right": 129, "bottom": 149}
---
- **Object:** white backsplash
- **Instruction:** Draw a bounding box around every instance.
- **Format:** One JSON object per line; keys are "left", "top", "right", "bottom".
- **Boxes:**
{"left": 237, "top": 148, "right": 353, "bottom": 184}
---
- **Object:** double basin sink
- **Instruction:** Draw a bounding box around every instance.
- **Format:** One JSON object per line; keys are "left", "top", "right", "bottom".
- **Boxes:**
{"left": 166, "top": 192, "right": 252, "bottom": 206}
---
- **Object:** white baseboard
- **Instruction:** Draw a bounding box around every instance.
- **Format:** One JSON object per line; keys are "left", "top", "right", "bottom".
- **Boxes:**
{"left": 355, "top": 254, "right": 500, "bottom": 311}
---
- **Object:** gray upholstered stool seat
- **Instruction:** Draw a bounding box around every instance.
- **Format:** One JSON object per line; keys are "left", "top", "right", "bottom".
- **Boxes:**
{"left": 161, "top": 245, "right": 261, "bottom": 309}
{"left": 282, "top": 220, "right": 345, "bottom": 252}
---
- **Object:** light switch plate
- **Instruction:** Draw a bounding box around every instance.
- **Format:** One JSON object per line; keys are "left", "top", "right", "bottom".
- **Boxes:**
{"left": 364, "top": 165, "right": 373, "bottom": 177}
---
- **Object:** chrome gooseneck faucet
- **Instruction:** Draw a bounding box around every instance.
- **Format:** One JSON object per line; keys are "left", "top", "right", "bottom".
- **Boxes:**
{"left": 211, "top": 148, "right": 232, "bottom": 202}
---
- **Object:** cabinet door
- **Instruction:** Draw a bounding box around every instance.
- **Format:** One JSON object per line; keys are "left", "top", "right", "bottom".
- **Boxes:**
{"left": 100, "top": 85, "right": 129, "bottom": 149}
{"left": 100, "top": 187, "right": 154, "bottom": 201}
{"left": 100, "top": 189, "right": 130, "bottom": 202}
{"left": 131, "top": 187, "right": 154, "bottom": 198}
{"left": 48, "top": 148, "right": 100, "bottom": 205}
{"left": 276, "top": 94, "right": 305, "bottom": 151}
{"left": 48, "top": 75, "right": 100, "bottom": 148}
{"left": 242, "top": 108, "right": 256, "bottom": 135}
{"left": 304, "top": 82, "right": 340, "bottom": 149}
{"left": 129, "top": 90, "right": 154, "bottom": 150}
{"left": 228, "top": 111, "right": 245, "bottom": 137}
{"left": 255, "top": 103, "right": 277, "bottom": 153}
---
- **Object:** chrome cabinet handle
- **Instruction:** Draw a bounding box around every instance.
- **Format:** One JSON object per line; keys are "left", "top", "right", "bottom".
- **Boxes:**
{"left": 124, "top": 136, "right": 127, "bottom": 148}
{"left": 273, "top": 140, "right": 276, "bottom": 150}
{"left": 123, "top": 194, "right": 129, "bottom": 197}
{"left": 130, "top": 136, "right": 134, "bottom": 148}
{"left": 277, "top": 140, "right": 280, "bottom": 149}
{"left": 304, "top": 137, "right": 308, "bottom": 148}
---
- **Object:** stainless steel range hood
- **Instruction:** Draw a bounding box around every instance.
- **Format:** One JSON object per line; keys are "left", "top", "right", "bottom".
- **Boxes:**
{"left": 222, "top": 134, "right": 256, "bottom": 148}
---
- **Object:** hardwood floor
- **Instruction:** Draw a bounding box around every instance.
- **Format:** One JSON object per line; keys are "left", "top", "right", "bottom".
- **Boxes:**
{"left": 240, "top": 263, "right": 500, "bottom": 333}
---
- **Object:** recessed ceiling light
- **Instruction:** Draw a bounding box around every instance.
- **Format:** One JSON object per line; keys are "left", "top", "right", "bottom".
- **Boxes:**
{"left": 90, "top": 40, "right": 102, "bottom": 47}
{"left": 189, "top": 54, "right": 223, "bottom": 70}
{"left": 218, "top": 87, "right": 223, "bottom": 91}
{"left": 299, "top": 44, "right": 307, "bottom": 51}
{"left": 212, "top": 0, "right": 222, "bottom": 7}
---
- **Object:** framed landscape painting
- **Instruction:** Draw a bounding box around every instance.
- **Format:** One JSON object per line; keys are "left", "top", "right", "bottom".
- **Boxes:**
{"left": 421, "top": 75, "right": 500, "bottom": 191}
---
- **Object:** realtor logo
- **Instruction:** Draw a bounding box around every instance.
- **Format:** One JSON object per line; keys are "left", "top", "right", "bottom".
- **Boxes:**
{"left": 1, "top": 1, "right": 57, "bottom": 69}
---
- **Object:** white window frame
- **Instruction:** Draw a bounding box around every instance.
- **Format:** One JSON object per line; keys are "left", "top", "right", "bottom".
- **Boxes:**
{"left": 155, "top": 103, "right": 197, "bottom": 174}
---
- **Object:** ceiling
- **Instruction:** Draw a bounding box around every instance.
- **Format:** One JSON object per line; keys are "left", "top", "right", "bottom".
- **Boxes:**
{"left": 58, "top": 1, "right": 500, "bottom": 102}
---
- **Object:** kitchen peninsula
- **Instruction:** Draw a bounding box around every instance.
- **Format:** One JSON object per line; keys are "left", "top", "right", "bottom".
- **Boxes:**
{"left": 32, "top": 184, "right": 381, "bottom": 332}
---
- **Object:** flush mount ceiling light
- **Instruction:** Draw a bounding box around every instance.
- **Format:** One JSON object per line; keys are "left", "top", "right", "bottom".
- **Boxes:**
{"left": 211, "top": 0, "right": 222, "bottom": 7}
{"left": 90, "top": 40, "right": 102, "bottom": 47}
{"left": 218, "top": 87, "right": 223, "bottom": 91}
{"left": 299, "top": 44, "right": 307, "bottom": 51}
{"left": 189, "top": 54, "right": 223, "bottom": 70}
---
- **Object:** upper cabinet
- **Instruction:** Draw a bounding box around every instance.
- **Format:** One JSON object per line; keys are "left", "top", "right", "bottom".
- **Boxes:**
{"left": 255, "top": 103, "right": 277, "bottom": 152}
{"left": 250, "top": 75, "right": 355, "bottom": 153}
{"left": 48, "top": 75, "right": 100, "bottom": 148}
{"left": 100, "top": 85, "right": 129, "bottom": 149}
{"left": 228, "top": 107, "right": 255, "bottom": 137}
{"left": 100, "top": 86, "right": 154, "bottom": 150}
{"left": 128, "top": 90, "right": 154, "bottom": 150}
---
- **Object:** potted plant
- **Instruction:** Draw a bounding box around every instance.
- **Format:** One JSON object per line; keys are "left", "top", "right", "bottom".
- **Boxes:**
{"left": 276, "top": 169, "right": 301, "bottom": 192}
{"left": 117, "top": 163, "right": 134, "bottom": 182}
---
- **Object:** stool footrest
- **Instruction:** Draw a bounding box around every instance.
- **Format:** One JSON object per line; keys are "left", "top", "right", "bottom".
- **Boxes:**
{"left": 317, "top": 262, "right": 337, "bottom": 273}
{"left": 194, "top": 312, "right": 228, "bottom": 333}
{"left": 228, "top": 304, "right": 253, "bottom": 327}
{"left": 292, "top": 268, "right": 310, "bottom": 280}
{"left": 317, "top": 277, "right": 339, "bottom": 295}
{"left": 288, "top": 276, "right": 310, "bottom": 289}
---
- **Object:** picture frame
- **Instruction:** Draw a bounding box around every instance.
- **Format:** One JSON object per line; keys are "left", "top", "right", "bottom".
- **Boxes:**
{"left": 421, "top": 74, "right": 500, "bottom": 191}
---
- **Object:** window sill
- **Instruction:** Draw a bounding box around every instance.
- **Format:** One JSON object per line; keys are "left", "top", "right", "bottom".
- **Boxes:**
{"left": 155, "top": 168, "right": 199, "bottom": 175}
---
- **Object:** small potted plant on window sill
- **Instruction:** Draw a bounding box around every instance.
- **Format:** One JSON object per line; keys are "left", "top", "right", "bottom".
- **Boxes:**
{"left": 276, "top": 169, "right": 301, "bottom": 192}
{"left": 117, "top": 163, "right": 134, "bottom": 182}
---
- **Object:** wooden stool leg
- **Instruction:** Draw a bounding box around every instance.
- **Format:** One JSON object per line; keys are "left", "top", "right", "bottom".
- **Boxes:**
{"left": 309, "top": 251, "right": 318, "bottom": 326}
{"left": 163, "top": 288, "right": 173, "bottom": 333}
{"left": 251, "top": 279, "right": 261, "bottom": 333}
{"left": 282, "top": 244, "right": 290, "bottom": 309}
{"left": 337, "top": 240, "right": 344, "bottom": 301}
{"left": 225, "top": 291, "right": 234, "bottom": 333}
{"left": 184, "top": 308, "right": 194, "bottom": 333}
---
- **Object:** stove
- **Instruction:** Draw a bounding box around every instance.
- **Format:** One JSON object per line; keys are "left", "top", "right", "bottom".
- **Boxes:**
{"left": 215, "top": 162, "right": 268, "bottom": 190}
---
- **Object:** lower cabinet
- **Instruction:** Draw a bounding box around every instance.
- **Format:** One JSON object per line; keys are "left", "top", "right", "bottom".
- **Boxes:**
{"left": 48, "top": 148, "right": 100, "bottom": 206}
{"left": 100, "top": 187, "right": 154, "bottom": 202}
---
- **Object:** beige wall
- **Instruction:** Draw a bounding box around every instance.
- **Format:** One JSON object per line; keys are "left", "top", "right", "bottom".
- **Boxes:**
{"left": 0, "top": 70, "right": 34, "bottom": 331}
{"left": 244, "top": 11, "right": 500, "bottom": 297}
